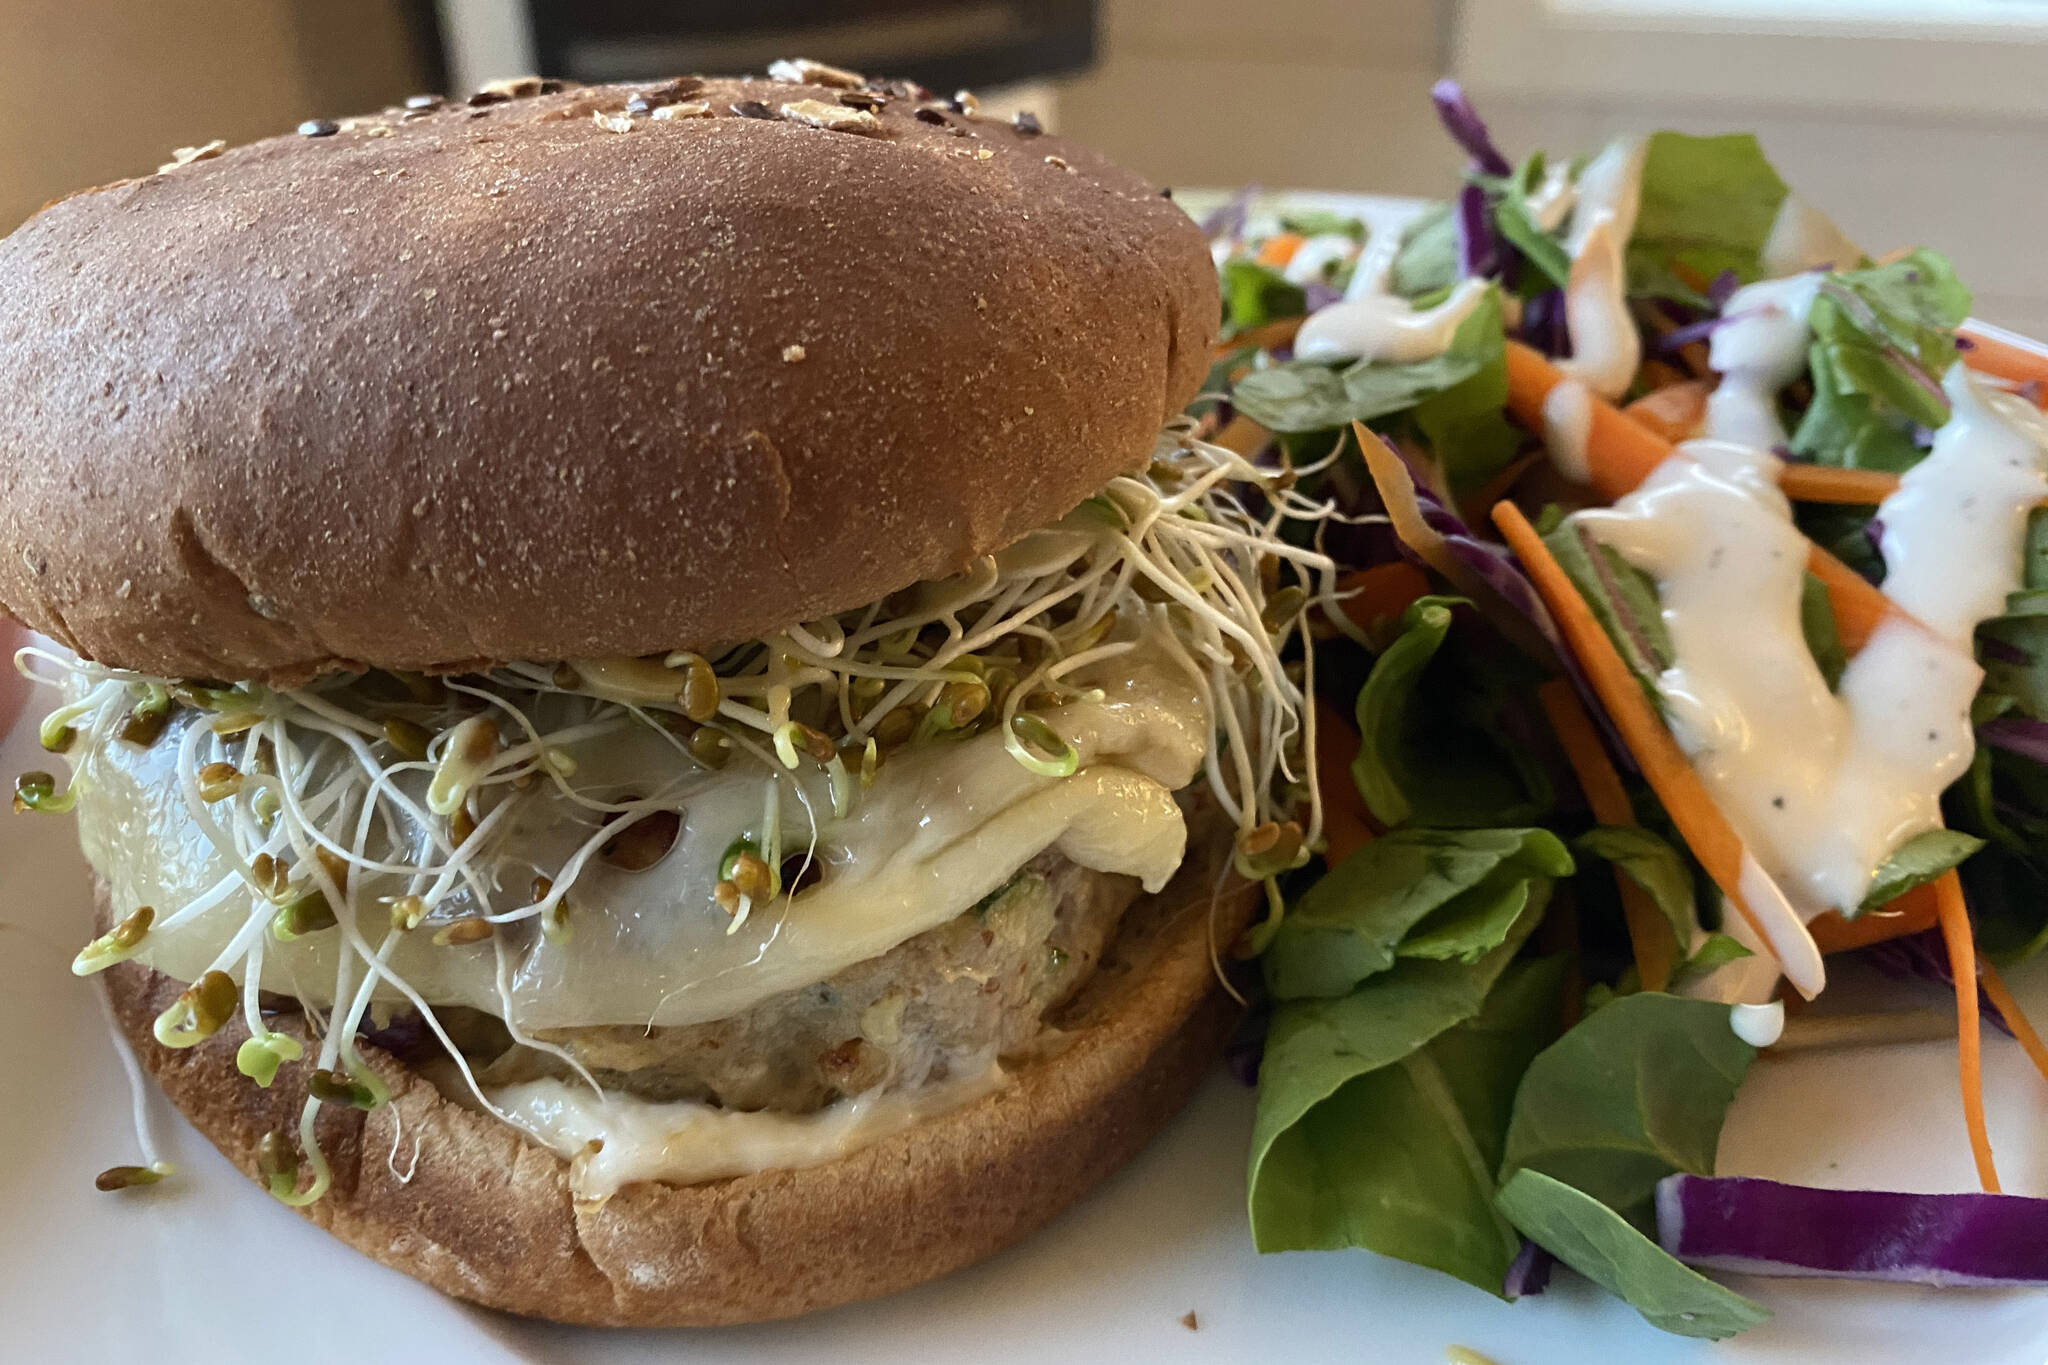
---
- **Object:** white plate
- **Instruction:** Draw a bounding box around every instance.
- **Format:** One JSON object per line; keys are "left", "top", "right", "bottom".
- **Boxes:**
{"left": 5, "top": 191, "right": 2047, "bottom": 1362}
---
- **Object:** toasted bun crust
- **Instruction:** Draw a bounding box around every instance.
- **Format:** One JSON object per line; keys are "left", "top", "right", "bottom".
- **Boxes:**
{"left": 0, "top": 76, "right": 1215, "bottom": 682}
{"left": 100, "top": 864, "right": 1254, "bottom": 1325}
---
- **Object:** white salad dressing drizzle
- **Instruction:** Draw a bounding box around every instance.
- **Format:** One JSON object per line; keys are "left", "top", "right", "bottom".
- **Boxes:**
{"left": 1876, "top": 365, "right": 2048, "bottom": 643}
{"left": 1555, "top": 137, "right": 1648, "bottom": 400}
{"left": 1541, "top": 379, "right": 1596, "bottom": 485}
{"left": 1704, "top": 273, "right": 1823, "bottom": 452}
{"left": 1294, "top": 278, "right": 1489, "bottom": 366}
{"left": 1581, "top": 347, "right": 2048, "bottom": 999}
{"left": 1729, "top": 1000, "right": 1786, "bottom": 1048}
{"left": 1527, "top": 161, "right": 1577, "bottom": 233}
{"left": 1281, "top": 232, "right": 1358, "bottom": 288}
{"left": 1761, "top": 194, "right": 1864, "bottom": 279}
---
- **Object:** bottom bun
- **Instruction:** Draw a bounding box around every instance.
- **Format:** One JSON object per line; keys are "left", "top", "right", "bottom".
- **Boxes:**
{"left": 100, "top": 857, "right": 1256, "bottom": 1326}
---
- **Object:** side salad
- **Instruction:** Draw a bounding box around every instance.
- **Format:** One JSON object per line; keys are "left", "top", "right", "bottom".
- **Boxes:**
{"left": 1204, "top": 82, "right": 2048, "bottom": 1339}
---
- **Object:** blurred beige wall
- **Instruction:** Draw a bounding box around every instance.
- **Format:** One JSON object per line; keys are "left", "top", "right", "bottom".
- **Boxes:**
{"left": 0, "top": 0, "right": 428, "bottom": 231}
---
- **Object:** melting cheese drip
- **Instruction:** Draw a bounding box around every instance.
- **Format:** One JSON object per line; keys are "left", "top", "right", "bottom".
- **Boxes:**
{"left": 487, "top": 1058, "right": 1008, "bottom": 1199}
{"left": 75, "top": 647, "right": 1211, "bottom": 1032}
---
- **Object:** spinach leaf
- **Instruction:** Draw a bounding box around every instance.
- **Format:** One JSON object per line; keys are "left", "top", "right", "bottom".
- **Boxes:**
{"left": 1494, "top": 1170, "right": 1772, "bottom": 1339}
{"left": 1499, "top": 992, "right": 1755, "bottom": 1226}
{"left": 1249, "top": 957, "right": 1570, "bottom": 1293}
{"left": 1860, "top": 829, "right": 1985, "bottom": 910}
{"left": 1220, "top": 258, "right": 1307, "bottom": 339}
{"left": 1390, "top": 202, "right": 1457, "bottom": 300}
{"left": 1266, "top": 827, "right": 1573, "bottom": 999}
{"left": 1353, "top": 597, "right": 1556, "bottom": 829}
{"left": 1798, "top": 570, "right": 1848, "bottom": 689}
{"left": 1249, "top": 904, "right": 1553, "bottom": 1287}
{"left": 1544, "top": 517, "right": 1673, "bottom": 708}
{"left": 1626, "top": 132, "right": 1788, "bottom": 301}
{"left": 1983, "top": 612, "right": 2048, "bottom": 719}
{"left": 1572, "top": 825, "right": 1697, "bottom": 946}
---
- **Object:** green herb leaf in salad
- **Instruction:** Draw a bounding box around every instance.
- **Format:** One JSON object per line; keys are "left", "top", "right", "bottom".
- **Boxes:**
{"left": 1494, "top": 1169, "right": 1773, "bottom": 1339}
{"left": 1249, "top": 897, "right": 1556, "bottom": 1289}
{"left": 1352, "top": 597, "right": 1557, "bottom": 829}
{"left": 1498, "top": 992, "right": 1755, "bottom": 1227}
{"left": 1265, "top": 827, "right": 1573, "bottom": 998}
{"left": 1626, "top": 132, "right": 1789, "bottom": 305}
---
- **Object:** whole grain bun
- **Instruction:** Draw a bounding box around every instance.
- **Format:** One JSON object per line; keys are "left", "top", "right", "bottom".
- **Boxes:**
{"left": 100, "top": 862, "right": 1255, "bottom": 1326}
{"left": 0, "top": 74, "right": 1215, "bottom": 683}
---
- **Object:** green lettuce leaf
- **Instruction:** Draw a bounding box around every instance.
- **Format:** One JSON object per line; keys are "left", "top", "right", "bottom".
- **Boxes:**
{"left": 1249, "top": 901, "right": 1555, "bottom": 1291}
{"left": 1390, "top": 202, "right": 1457, "bottom": 300}
{"left": 1279, "top": 208, "right": 1368, "bottom": 241}
{"left": 1626, "top": 132, "right": 1789, "bottom": 303}
{"left": 1499, "top": 992, "right": 1755, "bottom": 1227}
{"left": 1353, "top": 597, "right": 1556, "bottom": 829}
{"left": 1798, "top": 570, "right": 1848, "bottom": 690}
{"left": 1220, "top": 258, "right": 1307, "bottom": 340}
{"left": 1860, "top": 828, "right": 1985, "bottom": 910}
{"left": 1494, "top": 1171, "right": 1772, "bottom": 1340}
{"left": 1543, "top": 517, "right": 1673, "bottom": 707}
{"left": 1266, "top": 827, "right": 1573, "bottom": 999}
{"left": 1572, "top": 825, "right": 1698, "bottom": 946}
{"left": 1790, "top": 250, "right": 1973, "bottom": 471}
{"left": 1411, "top": 292, "right": 1525, "bottom": 499}
{"left": 1482, "top": 154, "right": 1572, "bottom": 293}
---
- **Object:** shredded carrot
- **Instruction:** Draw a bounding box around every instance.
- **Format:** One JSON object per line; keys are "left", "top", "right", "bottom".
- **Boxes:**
{"left": 1978, "top": 956, "right": 2048, "bottom": 1091}
{"left": 1212, "top": 413, "right": 1271, "bottom": 458}
{"left": 1504, "top": 340, "right": 1673, "bottom": 500}
{"left": 1334, "top": 562, "right": 1431, "bottom": 637}
{"left": 1492, "top": 501, "right": 1804, "bottom": 991}
{"left": 1214, "top": 315, "right": 1306, "bottom": 360}
{"left": 1313, "top": 696, "right": 1376, "bottom": 868}
{"left": 1775, "top": 464, "right": 1902, "bottom": 506}
{"left": 1503, "top": 339, "right": 1897, "bottom": 652}
{"left": 1538, "top": 679, "right": 1675, "bottom": 991}
{"left": 1932, "top": 871, "right": 1999, "bottom": 1192}
{"left": 1807, "top": 880, "right": 1940, "bottom": 954}
{"left": 1255, "top": 232, "right": 1305, "bottom": 269}
{"left": 1958, "top": 326, "right": 2048, "bottom": 409}
{"left": 1623, "top": 381, "right": 1710, "bottom": 445}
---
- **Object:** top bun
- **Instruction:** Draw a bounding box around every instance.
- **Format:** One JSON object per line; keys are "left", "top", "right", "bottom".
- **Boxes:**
{"left": 0, "top": 73, "right": 1215, "bottom": 682}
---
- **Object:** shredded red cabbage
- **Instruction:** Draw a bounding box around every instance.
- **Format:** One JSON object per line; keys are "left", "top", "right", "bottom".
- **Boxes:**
{"left": 1706, "top": 268, "right": 1741, "bottom": 309}
{"left": 1455, "top": 181, "right": 1500, "bottom": 280}
{"left": 1860, "top": 928, "right": 2012, "bottom": 1037}
{"left": 1982, "top": 715, "right": 2048, "bottom": 765}
{"left": 1657, "top": 1174, "right": 2048, "bottom": 1287}
{"left": 1503, "top": 1238, "right": 1555, "bottom": 1299}
{"left": 1430, "top": 79, "right": 1511, "bottom": 178}
{"left": 1515, "top": 289, "right": 1568, "bottom": 358}
{"left": 1200, "top": 184, "right": 1258, "bottom": 244}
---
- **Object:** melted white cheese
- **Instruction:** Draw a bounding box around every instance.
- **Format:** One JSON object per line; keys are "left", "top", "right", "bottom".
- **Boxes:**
{"left": 1555, "top": 138, "right": 1647, "bottom": 400}
{"left": 76, "top": 647, "right": 1211, "bottom": 1031}
{"left": 1877, "top": 365, "right": 2048, "bottom": 643}
{"left": 1293, "top": 278, "right": 1489, "bottom": 366}
{"left": 490, "top": 1059, "right": 1007, "bottom": 1200}
{"left": 1704, "top": 273, "right": 1822, "bottom": 452}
